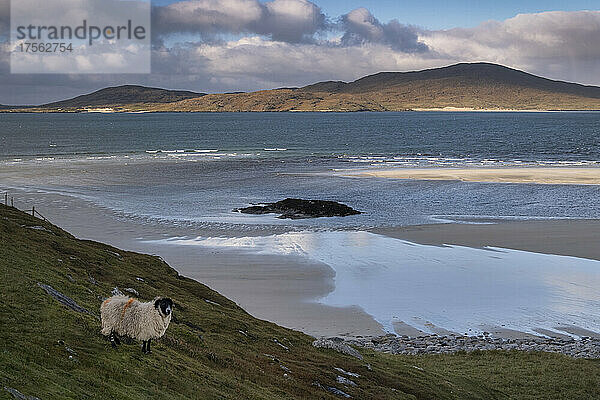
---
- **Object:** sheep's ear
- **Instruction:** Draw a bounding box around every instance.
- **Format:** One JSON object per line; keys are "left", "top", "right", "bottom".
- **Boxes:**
{"left": 154, "top": 299, "right": 160, "bottom": 309}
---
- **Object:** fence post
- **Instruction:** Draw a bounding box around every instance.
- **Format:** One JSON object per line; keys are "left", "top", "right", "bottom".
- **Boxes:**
{"left": 4, "top": 193, "right": 6, "bottom": 205}
{"left": 32, "top": 206, "right": 35, "bottom": 216}
{"left": 10, "top": 197, "right": 14, "bottom": 207}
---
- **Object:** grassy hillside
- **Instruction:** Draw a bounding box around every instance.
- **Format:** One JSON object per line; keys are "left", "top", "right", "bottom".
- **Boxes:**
{"left": 4, "top": 63, "right": 600, "bottom": 112}
{"left": 0, "top": 204, "right": 598, "bottom": 399}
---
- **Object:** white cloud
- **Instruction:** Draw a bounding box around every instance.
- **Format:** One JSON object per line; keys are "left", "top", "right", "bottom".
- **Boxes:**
{"left": 149, "top": 36, "right": 449, "bottom": 92}
{"left": 153, "top": 0, "right": 326, "bottom": 43}
{"left": 421, "top": 11, "right": 600, "bottom": 84}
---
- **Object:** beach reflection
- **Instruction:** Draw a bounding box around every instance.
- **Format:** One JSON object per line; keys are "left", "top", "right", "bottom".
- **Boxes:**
{"left": 158, "top": 231, "right": 600, "bottom": 337}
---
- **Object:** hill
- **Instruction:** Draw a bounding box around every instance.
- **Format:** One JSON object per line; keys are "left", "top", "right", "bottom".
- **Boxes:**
{"left": 1, "top": 204, "right": 600, "bottom": 399}
{"left": 5, "top": 63, "right": 600, "bottom": 112}
{"left": 29, "top": 85, "right": 205, "bottom": 112}
{"left": 301, "top": 63, "right": 600, "bottom": 97}
{"left": 160, "top": 63, "right": 600, "bottom": 111}
{"left": 4, "top": 63, "right": 600, "bottom": 112}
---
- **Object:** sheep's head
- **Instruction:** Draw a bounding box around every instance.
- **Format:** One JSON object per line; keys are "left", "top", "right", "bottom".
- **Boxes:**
{"left": 154, "top": 297, "right": 173, "bottom": 317}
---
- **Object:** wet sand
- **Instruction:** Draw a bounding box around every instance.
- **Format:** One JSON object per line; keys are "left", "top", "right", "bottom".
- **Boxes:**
{"left": 153, "top": 246, "right": 386, "bottom": 338}
{"left": 337, "top": 167, "right": 600, "bottom": 185}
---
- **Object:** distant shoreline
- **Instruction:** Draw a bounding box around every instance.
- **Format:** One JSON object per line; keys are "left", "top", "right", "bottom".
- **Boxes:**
{"left": 3, "top": 108, "right": 600, "bottom": 114}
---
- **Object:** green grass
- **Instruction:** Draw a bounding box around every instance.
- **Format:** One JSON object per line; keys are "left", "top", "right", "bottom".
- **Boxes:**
{"left": 0, "top": 204, "right": 598, "bottom": 399}
{"left": 403, "top": 351, "right": 600, "bottom": 400}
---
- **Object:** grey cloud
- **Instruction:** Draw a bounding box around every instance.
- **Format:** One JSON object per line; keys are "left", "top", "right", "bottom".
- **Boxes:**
{"left": 153, "top": 0, "right": 326, "bottom": 43}
{"left": 3, "top": 8, "right": 600, "bottom": 104}
{"left": 421, "top": 11, "right": 600, "bottom": 84}
{"left": 340, "top": 7, "right": 428, "bottom": 53}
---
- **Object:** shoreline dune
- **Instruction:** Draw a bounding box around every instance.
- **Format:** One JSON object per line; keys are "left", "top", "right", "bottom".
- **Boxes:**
{"left": 337, "top": 167, "right": 600, "bottom": 185}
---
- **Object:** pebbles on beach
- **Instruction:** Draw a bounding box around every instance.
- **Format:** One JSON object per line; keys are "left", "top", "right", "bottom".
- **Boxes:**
{"left": 330, "top": 334, "right": 600, "bottom": 359}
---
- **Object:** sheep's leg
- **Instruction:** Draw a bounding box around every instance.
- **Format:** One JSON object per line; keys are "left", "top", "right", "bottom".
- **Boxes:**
{"left": 109, "top": 332, "right": 118, "bottom": 348}
{"left": 146, "top": 339, "right": 151, "bottom": 354}
{"left": 113, "top": 334, "right": 121, "bottom": 345}
{"left": 142, "top": 340, "right": 147, "bottom": 353}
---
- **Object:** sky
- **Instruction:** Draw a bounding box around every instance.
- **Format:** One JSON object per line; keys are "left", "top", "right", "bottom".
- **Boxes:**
{"left": 280, "top": 0, "right": 600, "bottom": 28}
{"left": 1, "top": 0, "right": 600, "bottom": 104}
{"left": 151, "top": 0, "right": 599, "bottom": 28}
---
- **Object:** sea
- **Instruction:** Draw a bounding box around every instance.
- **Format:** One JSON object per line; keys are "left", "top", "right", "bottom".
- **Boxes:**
{"left": 2, "top": 111, "right": 599, "bottom": 336}
{"left": 2, "top": 111, "right": 600, "bottom": 228}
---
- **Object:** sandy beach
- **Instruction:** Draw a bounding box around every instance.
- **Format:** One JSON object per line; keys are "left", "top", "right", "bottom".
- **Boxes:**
{"left": 3, "top": 187, "right": 599, "bottom": 339}
{"left": 337, "top": 167, "right": 600, "bottom": 185}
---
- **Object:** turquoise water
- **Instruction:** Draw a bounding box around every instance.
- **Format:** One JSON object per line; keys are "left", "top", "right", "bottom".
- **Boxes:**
{"left": 1, "top": 112, "right": 600, "bottom": 228}
{"left": 2, "top": 112, "right": 600, "bottom": 163}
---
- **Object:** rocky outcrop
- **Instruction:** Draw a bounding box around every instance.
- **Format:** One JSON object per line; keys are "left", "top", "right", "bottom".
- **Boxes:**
{"left": 312, "top": 338, "right": 363, "bottom": 360}
{"left": 37, "top": 283, "right": 91, "bottom": 314}
{"left": 235, "top": 198, "right": 361, "bottom": 219}
{"left": 4, "top": 387, "right": 41, "bottom": 400}
{"left": 313, "top": 381, "right": 352, "bottom": 398}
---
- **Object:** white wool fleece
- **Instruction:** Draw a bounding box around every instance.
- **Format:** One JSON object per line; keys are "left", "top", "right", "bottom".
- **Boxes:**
{"left": 100, "top": 295, "right": 171, "bottom": 341}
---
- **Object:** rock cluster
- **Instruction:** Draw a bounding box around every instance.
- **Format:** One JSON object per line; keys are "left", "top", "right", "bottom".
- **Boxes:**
{"left": 335, "top": 334, "right": 600, "bottom": 359}
{"left": 312, "top": 338, "right": 364, "bottom": 360}
{"left": 235, "top": 198, "right": 361, "bottom": 219}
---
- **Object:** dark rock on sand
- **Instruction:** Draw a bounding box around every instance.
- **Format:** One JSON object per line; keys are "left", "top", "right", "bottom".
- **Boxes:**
{"left": 235, "top": 198, "right": 361, "bottom": 219}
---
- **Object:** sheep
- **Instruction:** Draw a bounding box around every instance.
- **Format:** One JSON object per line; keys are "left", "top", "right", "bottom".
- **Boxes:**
{"left": 101, "top": 295, "right": 173, "bottom": 354}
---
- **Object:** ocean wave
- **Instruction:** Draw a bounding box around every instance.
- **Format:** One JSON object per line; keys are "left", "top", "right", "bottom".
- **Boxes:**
{"left": 339, "top": 154, "right": 600, "bottom": 168}
{"left": 428, "top": 214, "right": 588, "bottom": 224}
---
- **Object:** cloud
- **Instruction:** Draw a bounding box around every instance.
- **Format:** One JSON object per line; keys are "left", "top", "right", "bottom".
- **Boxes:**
{"left": 148, "top": 36, "right": 447, "bottom": 93}
{"left": 2, "top": 6, "right": 600, "bottom": 104}
{"left": 340, "top": 8, "right": 428, "bottom": 53}
{"left": 153, "top": 0, "right": 326, "bottom": 43}
{"left": 421, "top": 11, "right": 600, "bottom": 83}
{"left": 131, "top": 9, "right": 600, "bottom": 93}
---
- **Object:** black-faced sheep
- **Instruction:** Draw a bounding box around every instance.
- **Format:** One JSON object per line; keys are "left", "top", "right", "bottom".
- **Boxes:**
{"left": 101, "top": 295, "right": 173, "bottom": 354}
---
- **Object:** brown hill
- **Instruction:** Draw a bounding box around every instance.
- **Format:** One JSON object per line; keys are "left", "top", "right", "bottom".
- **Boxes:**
{"left": 152, "top": 63, "right": 600, "bottom": 111}
{"left": 302, "top": 63, "right": 600, "bottom": 98}
{"left": 43, "top": 85, "right": 205, "bottom": 110}
{"left": 4, "top": 63, "right": 600, "bottom": 112}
